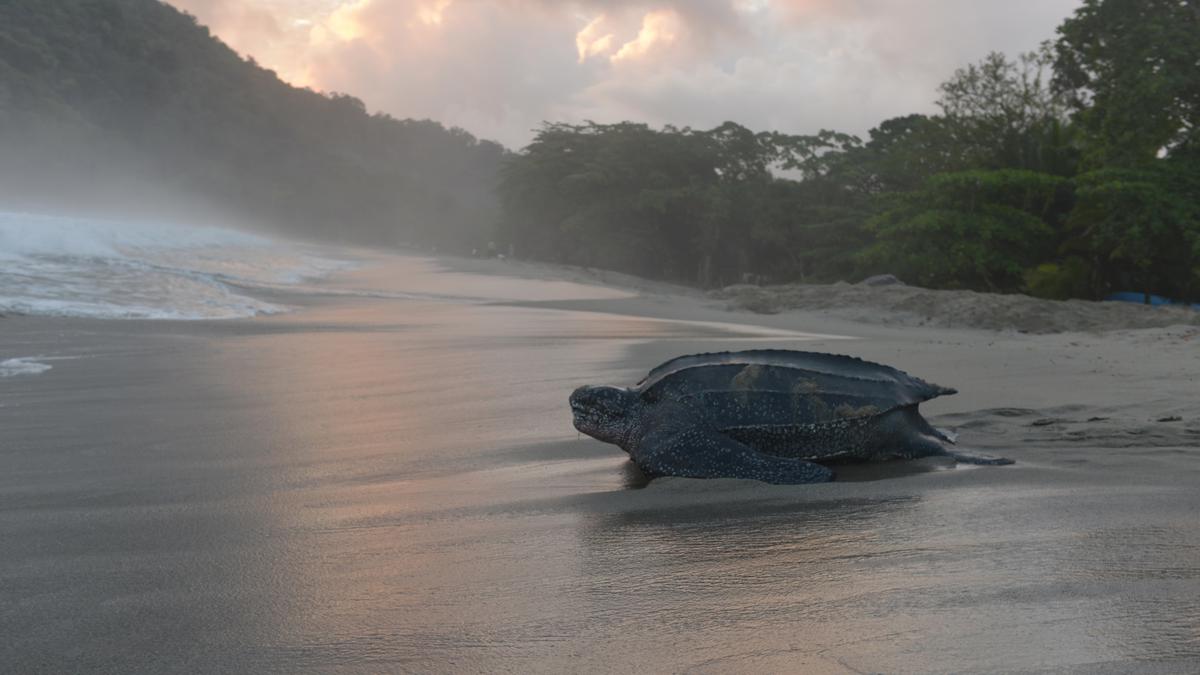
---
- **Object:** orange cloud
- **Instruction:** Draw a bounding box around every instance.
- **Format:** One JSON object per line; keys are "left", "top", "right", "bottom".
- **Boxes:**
{"left": 611, "top": 9, "right": 683, "bottom": 63}
{"left": 321, "top": 1, "right": 370, "bottom": 43}
{"left": 576, "top": 15, "right": 615, "bottom": 63}
{"left": 416, "top": 0, "right": 454, "bottom": 26}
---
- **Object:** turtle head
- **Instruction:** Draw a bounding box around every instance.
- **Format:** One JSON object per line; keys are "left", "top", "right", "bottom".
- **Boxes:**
{"left": 570, "top": 385, "right": 641, "bottom": 447}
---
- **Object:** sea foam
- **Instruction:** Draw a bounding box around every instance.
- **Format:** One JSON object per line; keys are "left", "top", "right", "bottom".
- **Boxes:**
{"left": 0, "top": 212, "right": 350, "bottom": 320}
{"left": 0, "top": 357, "right": 52, "bottom": 377}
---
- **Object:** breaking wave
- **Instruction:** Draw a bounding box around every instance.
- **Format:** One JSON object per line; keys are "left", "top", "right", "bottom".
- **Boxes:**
{"left": 0, "top": 212, "right": 351, "bottom": 320}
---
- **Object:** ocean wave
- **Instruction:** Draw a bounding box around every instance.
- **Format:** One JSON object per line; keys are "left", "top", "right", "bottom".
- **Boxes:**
{"left": 0, "top": 212, "right": 352, "bottom": 320}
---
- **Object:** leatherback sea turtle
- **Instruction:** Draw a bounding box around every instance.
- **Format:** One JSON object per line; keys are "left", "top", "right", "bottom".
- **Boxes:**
{"left": 569, "top": 350, "right": 1012, "bottom": 484}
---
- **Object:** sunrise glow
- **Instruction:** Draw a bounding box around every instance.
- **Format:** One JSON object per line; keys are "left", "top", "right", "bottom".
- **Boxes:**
{"left": 575, "top": 15, "right": 615, "bottom": 63}
{"left": 321, "top": 0, "right": 368, "bottom": 42}
{"left": 416, "top": 0, "right": 453, "bottom": 26}
{"left": 611, "top": 10, "right": 681, "bottom": 63}
{"left": 163, "top": 0, "right": 1087, "bottom": 148}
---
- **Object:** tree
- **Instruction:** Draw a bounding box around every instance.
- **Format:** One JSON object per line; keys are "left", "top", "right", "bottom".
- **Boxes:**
{"left": 828, "top": 114, "right": 966, "bottom": 197}
{"left": 1064, "top": 162, "right": 1200, "bottom": 300}
{"left": 751, "top": 176, "right": 869, "bottom": 283}
{"left": 498, "top": 121, "right": 867, "bottom": 286}
{"left": 1054, "top": 0, "right": 1200, "bottom": 167}
{"left": 499, "top": 122, "right": 724, "bottom": 281}
{"left": 937, "top": 47, "right": 1079, "bottom": 175}
{"left": 864, "top": 170, "right": 1068, "bottom": 291}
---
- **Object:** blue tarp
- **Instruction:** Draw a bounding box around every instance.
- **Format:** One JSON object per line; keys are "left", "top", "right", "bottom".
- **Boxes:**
{"left": 1106, "top": 292, "right": 1200, "bottom": 310}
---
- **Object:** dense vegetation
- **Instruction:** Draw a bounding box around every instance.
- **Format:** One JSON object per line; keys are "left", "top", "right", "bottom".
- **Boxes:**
{"left": 0, "top": 0, "right": 505, "bottom": 249}
{"left": 1, "top": 0, "right": 1196, "bottom": 301}
{"left": 500, "top": 0, "right": 1200, "bottom": 301}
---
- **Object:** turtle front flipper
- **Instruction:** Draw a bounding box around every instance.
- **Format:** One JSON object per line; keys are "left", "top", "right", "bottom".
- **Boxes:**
{"left": 632, "top": 427, "right": 834, "bottom": 485}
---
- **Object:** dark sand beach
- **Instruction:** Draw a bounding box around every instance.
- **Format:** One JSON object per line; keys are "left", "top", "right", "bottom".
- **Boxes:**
{"left": 3, "top": 253, "right": 1199, "bottom": 673}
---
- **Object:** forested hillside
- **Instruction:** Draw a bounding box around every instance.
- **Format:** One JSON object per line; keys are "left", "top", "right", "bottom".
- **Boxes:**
{"left": 3, "top": 0, "right": 1196, "bottom": 302}
{"left": 501, "top": 0, "right": 1200, "bottom": 301}
{"left": 0, "top": 0, "right": 506, "bottom": 249}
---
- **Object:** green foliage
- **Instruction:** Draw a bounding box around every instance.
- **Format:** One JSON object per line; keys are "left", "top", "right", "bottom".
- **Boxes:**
{"left": 1024, "top": 258, "right": 1092, "bottom": 299}
{"left": 494, "top": 2, "right": 1196, "bottom": 297}
{"left": 500, "top": 122, "right": 719, "bottom": 280}
{"left": 865, "top": 170, "right": 1067, "bottom": 291}
{"left": 499, "top": 121, "right": 865, "bottom": 286}
{"left": 0, "top": 0, "right": 506, "bottom": 250}
{"left": 1054, "top": 0, "right": 1200, "bottom": 167}
{"left": 750, "top": 173, "right": 870, "bottom": 283}
{"left": 851, "top": 114, "right": 966, "bottom": 193}
{"left": 938, "top": 48, "right": 1081, "bottom": 175}
{"left": 1065, "top": 162, "right": 1200, "bottom": 299}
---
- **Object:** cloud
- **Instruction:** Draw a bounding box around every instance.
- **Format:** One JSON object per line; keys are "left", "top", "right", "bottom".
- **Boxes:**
{"left": 610, "top": 9, "right": 683, "bottom": 63}
{"left": 575, "top": 15, "right": 614, "bottom": 63}
{"left": 166, "top": 0, "right": 1083, "bottom": 148}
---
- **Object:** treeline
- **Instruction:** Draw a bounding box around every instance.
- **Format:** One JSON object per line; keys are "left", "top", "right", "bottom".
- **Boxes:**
{"left": 500, "top": 0, "right": 1200, "bottom": 301}
{"left": 0, "top": 0, "right": 505, "bottom": 249}
{"left": 2, "top": 0, "right": 1195, "bottom": 301}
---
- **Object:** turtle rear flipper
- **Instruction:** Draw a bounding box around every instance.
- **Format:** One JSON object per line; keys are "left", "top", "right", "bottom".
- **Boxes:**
{"left": 933, "top": 427, "right": 958, "bottom": 443}
{"left": 947, "top": 450, "right": 1014, "bottom": 466}
{"left": 892, "top": 428, "right": 1015, "bottom": 466}
{"left": 634, "top": 427, "right": 834, "bottom": 485}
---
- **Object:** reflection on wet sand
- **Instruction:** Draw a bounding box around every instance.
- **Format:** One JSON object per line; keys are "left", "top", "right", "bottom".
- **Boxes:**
{"left": 132, "top": 253, "right": 1200, "bottom": 674}
{"left": 572, "top": 477, "right": 1200, "bottom": 672}
{"left": 186, "top": 271, "right": 849, "bottom": 671}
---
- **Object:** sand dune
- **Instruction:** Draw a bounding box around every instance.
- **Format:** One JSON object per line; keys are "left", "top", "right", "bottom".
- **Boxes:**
{"left": 714, "top": 281, "right": 1200, "bottom": 334}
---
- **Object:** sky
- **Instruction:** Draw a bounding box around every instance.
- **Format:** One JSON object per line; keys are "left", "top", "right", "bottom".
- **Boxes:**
{"left": 167, "top": 0, "right": 1083, "bottom": 149}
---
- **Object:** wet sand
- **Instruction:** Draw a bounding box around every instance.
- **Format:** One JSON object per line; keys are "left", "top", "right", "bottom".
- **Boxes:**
{"left": 2, "top": 253, "right": 1198, "bottom": 673}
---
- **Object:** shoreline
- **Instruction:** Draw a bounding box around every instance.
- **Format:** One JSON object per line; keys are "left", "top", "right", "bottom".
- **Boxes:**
{"left": 434, "top": 252, "right": 1200, "bottom": 335}
{"left": 5, "top": 247, "right": 1200, "bottom": 418}
{"left": 5, "top": 242, "right": 1197, "bottom": 339}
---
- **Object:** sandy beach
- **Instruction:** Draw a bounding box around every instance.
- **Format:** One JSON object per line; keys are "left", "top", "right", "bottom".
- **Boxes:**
{"left": 3, "top": 251, "right": 1198, "bottom": 673}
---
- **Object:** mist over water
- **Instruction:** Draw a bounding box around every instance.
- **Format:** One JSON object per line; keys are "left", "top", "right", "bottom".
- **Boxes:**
{"left": 0, "top": 212, "right": 350, "bottom": 319}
